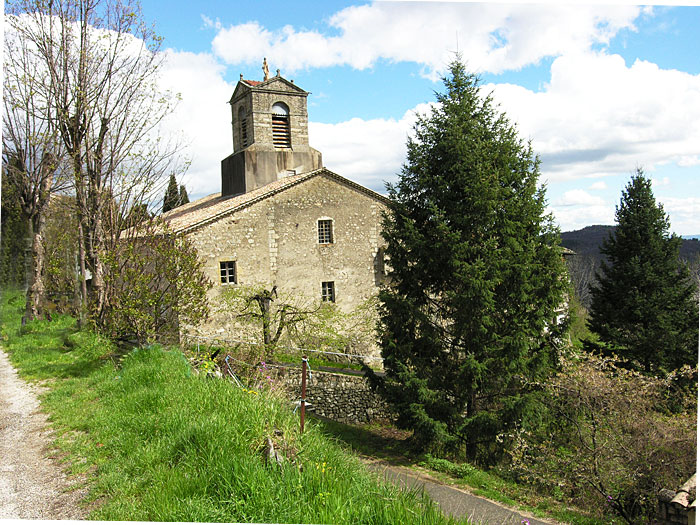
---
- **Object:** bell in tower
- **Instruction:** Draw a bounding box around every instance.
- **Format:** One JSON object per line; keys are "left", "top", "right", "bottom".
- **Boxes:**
{"left": 221, "top": 62, "right": 323, "bottom": 197}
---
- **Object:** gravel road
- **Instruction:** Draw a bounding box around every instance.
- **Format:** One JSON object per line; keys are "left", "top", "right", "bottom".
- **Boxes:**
{"left": 0, "top": 348, "right": 88, "bottom": 519}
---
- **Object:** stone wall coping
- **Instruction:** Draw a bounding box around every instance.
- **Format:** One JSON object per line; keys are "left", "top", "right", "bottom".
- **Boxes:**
{"left": 670, "top": 474, "right": 696, "bottom": 509}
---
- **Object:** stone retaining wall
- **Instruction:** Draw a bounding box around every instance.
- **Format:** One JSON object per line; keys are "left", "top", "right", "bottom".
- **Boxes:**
{"left": 271, "top": 366, "right": 393, "bottom": 424}
{"left": 657, "top": 474, "right": 696, "bottom": 525}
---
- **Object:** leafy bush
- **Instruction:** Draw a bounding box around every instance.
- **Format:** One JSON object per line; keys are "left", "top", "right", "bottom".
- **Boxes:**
{"left": 214, "top": 285, "right": 378, "bottom": 361}
{"left": 102, "top": 218, "right": 212, "bottom": 345}
{"left": 509, "top": 352, "right": 697, "bottom": 523}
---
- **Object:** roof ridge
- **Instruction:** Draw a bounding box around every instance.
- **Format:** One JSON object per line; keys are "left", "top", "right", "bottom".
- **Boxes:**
{"left": 164, "top": 167, "right": 389, "bottom": 234}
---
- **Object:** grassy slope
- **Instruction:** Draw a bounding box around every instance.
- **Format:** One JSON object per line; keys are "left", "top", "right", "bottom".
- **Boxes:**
{"left": 0, "top": 291, "right": 465, "bottom": 524}
{"left": 318, "top": 413, "right": 622, "bottom": 525}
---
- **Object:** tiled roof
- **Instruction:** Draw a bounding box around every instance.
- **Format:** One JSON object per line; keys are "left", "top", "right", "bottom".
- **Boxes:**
{"left": 243, "top": 79, "right": 263, "bottom": 86}
{"left": 161, "top": 168, "right": 389, "bottom": 234}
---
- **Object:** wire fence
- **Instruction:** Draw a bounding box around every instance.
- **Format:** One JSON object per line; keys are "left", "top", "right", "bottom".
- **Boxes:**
{"left": 179, "top": 333, "right": 392, "bottom": 430}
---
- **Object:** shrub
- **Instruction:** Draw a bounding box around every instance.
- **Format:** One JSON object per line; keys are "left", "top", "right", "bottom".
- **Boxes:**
{"left": 102, "top": 218, "right": 212, "bottom": 345}
{"left": 509, "top": 352, "right": 696, "bottom": 523}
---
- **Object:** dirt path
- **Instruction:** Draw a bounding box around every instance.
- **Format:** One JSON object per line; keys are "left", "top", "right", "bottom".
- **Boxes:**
{"left": 0, "top": 348, "right": 88, "bottom": 519}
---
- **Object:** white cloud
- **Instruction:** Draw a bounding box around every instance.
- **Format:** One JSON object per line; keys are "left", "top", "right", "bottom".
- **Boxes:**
{"left": 555, "top": 190, "right": 606, "bottom": 207}
{"left": 549, "top": 189, "right": 616, "bottom": 231}
{"left": 159, "top": 49, "right": 235, "bottom": 196}
{"left": 589, "top": 181, "right": 607, "bottom": 190}
{"left": 201, "top": 15, "right": 222, "bottom": 31}
{"left": 486, "top": 52, "right": 700, "bottom": 184}
{"left": 210, "top": 3, "right": 639, "bottom": 77}
{"left": 309, "top": 104, "right": 434, "bottom": 192}
{"left": 678, "top": 155, "right": 700, "bottom": 167}
{"left": 652, "top": 176, "right": 671, "bottom": 187}
{"left": 659, "top": 196, "right": 700, "bottom": 236}
{"left": 549, "top": 202, "right": 616, "bottom": 232}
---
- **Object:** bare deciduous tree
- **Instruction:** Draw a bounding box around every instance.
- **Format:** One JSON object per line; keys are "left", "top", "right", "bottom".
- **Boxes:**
{"left": 3, "top": 27, "right": 69, "bottom": 323}
{"left": 6, "top": 0, "right": 185, "bottom": 325}
{"left": 565, "top": 253, "right": 599, "bottom": 309}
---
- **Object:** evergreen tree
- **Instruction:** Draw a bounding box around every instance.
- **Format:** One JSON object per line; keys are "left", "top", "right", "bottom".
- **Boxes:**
{"left": 179, "top": 184, "right": 189, "bottom": 206}
{"left": 588, "top": 171, "right": 698, "bottom": 373}
{"left": 371, "top": 60, "right": 567, "bottom": 462}
{"left": 162, "top": 174, "right": 179, "bottom": 213}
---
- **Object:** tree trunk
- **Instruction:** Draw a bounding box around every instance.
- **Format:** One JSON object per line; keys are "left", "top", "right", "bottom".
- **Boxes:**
{"left": 22, "top": 219, "right": 37, "bottom": 324}
{"left": 21, "top": 153, "right": 55, "bottom": 325}
{"left": 24, "top": 213, "right": 48, "bottom": 322}
{"left": 86, "top": 118, "right": 109, "bottom": 323}
{"left": 261, "top": 295, "right": 273, "bottom": 360}
{"left": 76, "top": 221, "right": 88, "bottom": 327}
{"left": 72, "top": 151, "right": 89, "bottom": 328}
{"left": 465, "top": 388, "right": 477, "bottom": 460}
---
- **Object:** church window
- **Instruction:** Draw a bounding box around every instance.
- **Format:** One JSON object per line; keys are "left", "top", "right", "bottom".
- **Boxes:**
{"left": 238, "top": 107, "right": 248, "bottom": 148}
{"left": 220, "top": 261, "right": 237, "bottom": 284}
{"left": 271, "top": 102, "right": 291, "bottom": 148}
{"left": 321, "top": 281, "right": 335, "bottom": 302}
{"left": 317, "top": 219, "right": 333, "bottom": 244}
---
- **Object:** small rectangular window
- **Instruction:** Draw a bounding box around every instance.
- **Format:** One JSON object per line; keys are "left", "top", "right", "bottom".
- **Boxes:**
{"left": 220, "top": 261, "right": 237, "bottom": 284}
{"left": 318, "top": 219, "right": 333, "bottom": 244}
{"left": 321, "top": 281, "right": 335, "bottom": 302}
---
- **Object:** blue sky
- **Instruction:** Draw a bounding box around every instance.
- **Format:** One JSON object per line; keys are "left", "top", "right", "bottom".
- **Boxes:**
{"left": 143, "top": 1, "right": 700, "bottom": 235}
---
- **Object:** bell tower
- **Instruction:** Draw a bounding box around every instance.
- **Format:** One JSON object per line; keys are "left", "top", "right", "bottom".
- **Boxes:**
{"left": 221, "top": 63, "right": 323, "bottom": 196}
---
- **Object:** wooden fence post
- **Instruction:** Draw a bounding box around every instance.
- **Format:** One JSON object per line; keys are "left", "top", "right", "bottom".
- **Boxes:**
{"left": 300, "top": 356, "right": 308, "bottom": 434}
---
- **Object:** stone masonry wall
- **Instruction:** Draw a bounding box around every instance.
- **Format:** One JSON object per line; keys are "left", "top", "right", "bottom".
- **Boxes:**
{"left": 187, "top": 173, "right": 388, "bottom": 360}
{"left": 231, "top": 78, "right": 310, "bottom": 153}
{"left": 271, "top": 366, "right": 394, "bottom": 425}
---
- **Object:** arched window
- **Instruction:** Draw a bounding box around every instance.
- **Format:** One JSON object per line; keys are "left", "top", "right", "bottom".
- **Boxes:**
{"left": 238, "top": 106, "right": 248, "bottom": 148}
{"left": 271, "top": 102, "right": 291, "bottom": 148}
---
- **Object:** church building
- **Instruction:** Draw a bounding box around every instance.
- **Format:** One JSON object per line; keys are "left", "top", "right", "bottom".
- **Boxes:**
{"left": 162, "top": 66, "right": 389, "bottom": 342}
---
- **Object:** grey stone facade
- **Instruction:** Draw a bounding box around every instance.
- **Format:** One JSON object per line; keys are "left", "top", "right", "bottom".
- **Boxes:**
{"left": 658, "top": 475, "right": 696, "bottom": 525}
{"left": 163, "top": 73, "right": 389, "bottom": 359}
{"left": 222, "top": 75, "right": 323, "bottom": 196}
{"left": 183, "top": 171, "right": 388, "bottom": 349}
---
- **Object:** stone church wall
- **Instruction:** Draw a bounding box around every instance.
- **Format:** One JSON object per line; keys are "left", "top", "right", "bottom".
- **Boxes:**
{"left": 186, "top": 173, "right": 388, "bottom": 359}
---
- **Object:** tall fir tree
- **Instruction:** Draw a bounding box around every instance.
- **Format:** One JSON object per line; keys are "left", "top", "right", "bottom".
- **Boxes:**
{"left": 588, "top": 171, "right": 698, "bottom": 373}
{"left": 371, "top": 60, "right": 567, "bottom": 462}
{"left": 179, "top": 184, "right": 189, "bottom": 206}
{"left": 162, "top": 174, "right": 179, "bottom": 213}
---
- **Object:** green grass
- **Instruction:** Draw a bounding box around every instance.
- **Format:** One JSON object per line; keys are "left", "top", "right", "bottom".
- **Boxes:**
{"left": 0, "top": 290, "right": 468, "bottom": 523}
{"left": 317, "top": 418, "right": 623, "bottom": 525}
{"left": 275, "top": 351, "right": 367, "bottom": 372}
{"left": 417, "top": 455, "right": 622, "bottom": 525}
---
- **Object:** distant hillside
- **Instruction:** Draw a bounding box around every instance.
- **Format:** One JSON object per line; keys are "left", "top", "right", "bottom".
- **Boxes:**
{"left": 560, "top": 225, "right": 615, "bottom": 259}
{"left": 560, "top": 225, "right": 700, "bottom": 308}
{"left": 561, "top": 225, "right": 700, "bottom": 263}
